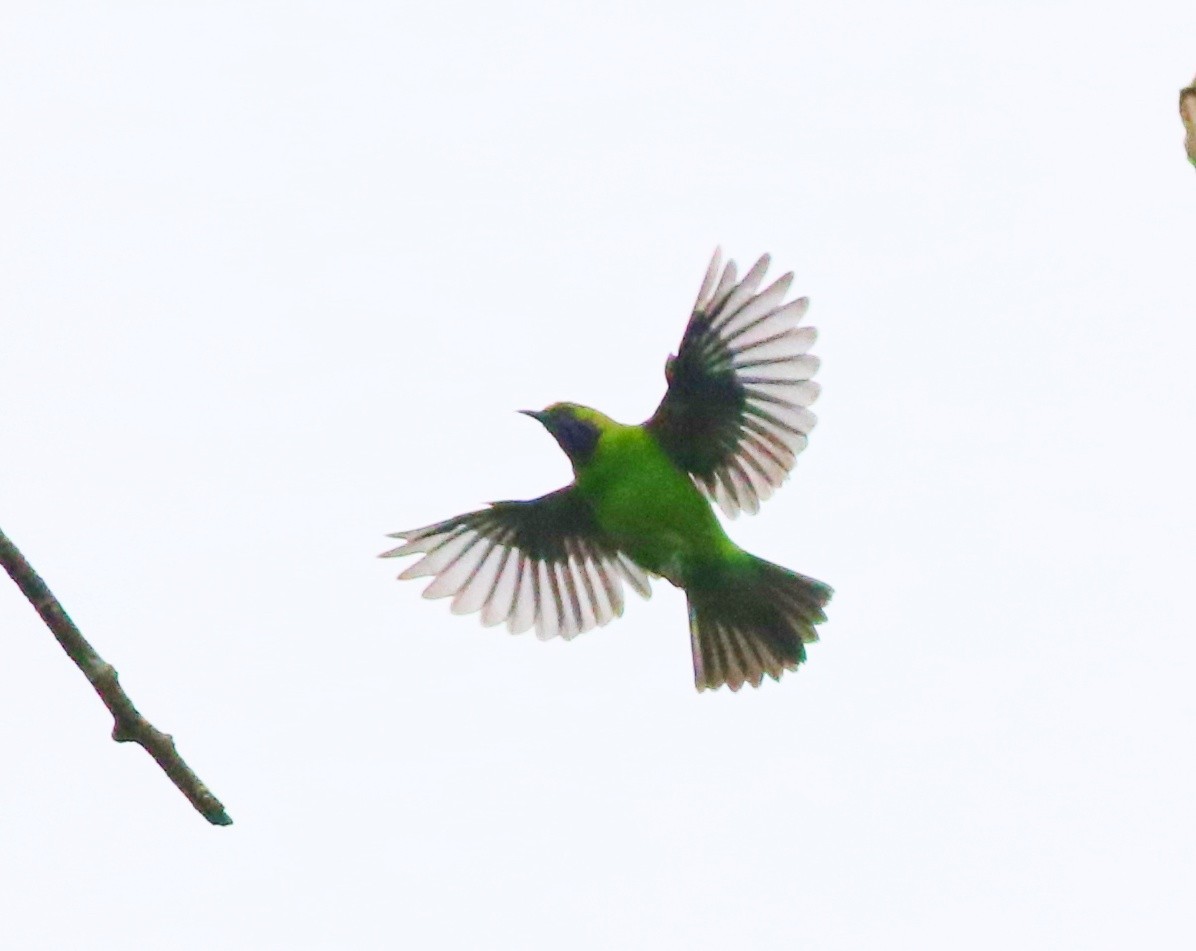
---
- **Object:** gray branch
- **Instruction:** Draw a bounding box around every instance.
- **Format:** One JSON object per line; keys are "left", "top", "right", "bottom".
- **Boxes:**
{"left": 0, "top": 526, "right": 232, "bottom": 826}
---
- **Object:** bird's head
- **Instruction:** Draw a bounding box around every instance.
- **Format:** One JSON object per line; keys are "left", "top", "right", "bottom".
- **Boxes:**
{"left": 520, "top": 402, "right": 609, "bottom": 466}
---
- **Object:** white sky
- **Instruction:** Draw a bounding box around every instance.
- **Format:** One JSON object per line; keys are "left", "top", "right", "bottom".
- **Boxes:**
{"left": 2, "top": 3, "right": 1194, "bottom": 948}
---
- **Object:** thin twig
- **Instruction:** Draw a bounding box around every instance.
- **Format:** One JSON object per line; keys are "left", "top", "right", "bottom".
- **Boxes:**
{"left": 0, "top": 526, "right": 232, "bottom": 826}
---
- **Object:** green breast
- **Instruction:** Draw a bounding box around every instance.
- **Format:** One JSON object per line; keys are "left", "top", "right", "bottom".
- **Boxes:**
{"left": 575, "top": 423, "right": 736, "bottom": 580}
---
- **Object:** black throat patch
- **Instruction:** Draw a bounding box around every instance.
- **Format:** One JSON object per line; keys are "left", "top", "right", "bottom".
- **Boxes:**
{"left": 551, "top": 415, "right": 601, "bottom": 465}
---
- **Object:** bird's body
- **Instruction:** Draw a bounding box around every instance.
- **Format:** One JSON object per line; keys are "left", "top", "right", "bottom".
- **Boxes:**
{"left": 384, "top": 249, "right": 832, "bottom": 691}
{"left": 563, "top": 409, "right": 735, "bottom": 585}
{"left": 1182, "top": 78, "right": 1196, "bottom": 168}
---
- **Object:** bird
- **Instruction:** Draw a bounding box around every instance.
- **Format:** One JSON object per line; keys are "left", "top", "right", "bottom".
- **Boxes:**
{"left": 381, "top": 249, "right": 832, "bottom": 692}
{"left": 1182, "top": 76, "right": 1196, "bottom": 169}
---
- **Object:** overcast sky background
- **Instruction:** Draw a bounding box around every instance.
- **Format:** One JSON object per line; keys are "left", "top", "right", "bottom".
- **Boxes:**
{"left": 2, "top": 3, "right": 1194, "bottom": 948}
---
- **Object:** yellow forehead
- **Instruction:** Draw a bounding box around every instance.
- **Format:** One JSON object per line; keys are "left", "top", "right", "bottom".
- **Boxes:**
{"left": 545, "top": 401, "right": 598, "bottom": 421}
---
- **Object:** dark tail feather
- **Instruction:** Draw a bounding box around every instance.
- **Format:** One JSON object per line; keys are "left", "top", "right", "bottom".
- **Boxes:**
{"left": 685, "top": 556, "right": 832, "bottom": 692}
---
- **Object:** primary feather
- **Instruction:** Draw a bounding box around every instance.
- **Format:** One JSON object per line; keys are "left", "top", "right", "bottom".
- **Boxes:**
{"left": 381, "top": 488, "right": 651, "bottom": 641}
{"left": 646, "top": 248, "right": 821, "bottom": 517}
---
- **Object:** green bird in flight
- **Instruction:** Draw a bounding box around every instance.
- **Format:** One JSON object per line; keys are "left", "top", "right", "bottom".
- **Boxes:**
{"left": 382, "top": 249, "right": 831, "bottom": 691}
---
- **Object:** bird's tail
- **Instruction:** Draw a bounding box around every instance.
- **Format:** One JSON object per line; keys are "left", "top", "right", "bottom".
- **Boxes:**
{"left": 684, "top": 554, "right": 832, "bottom": 692}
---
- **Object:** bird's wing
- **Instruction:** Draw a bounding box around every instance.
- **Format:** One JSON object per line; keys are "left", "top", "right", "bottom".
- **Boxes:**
{"left": 645, "top": 248, "right": 820, "bottom": 518}
{"left": 381, "top": 486, "right": 652, "bottom": 640}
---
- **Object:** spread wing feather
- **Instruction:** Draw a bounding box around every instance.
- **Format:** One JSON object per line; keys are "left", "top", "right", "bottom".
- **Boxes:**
{"left": 646, "top": 248, "right": 820, "bottom": 518}
{"left": 382, "top": 487, "right": 652, "bottom": 640}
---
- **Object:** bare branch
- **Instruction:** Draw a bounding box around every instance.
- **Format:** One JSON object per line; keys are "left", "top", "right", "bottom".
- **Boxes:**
{"left": 0, "top": 526, "right": 232, "bottom": 827}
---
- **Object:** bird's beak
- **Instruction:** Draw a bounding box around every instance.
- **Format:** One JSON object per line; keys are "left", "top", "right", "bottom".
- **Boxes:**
{"left": 519, "top": 409, "right": 549, "bottom": 424}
